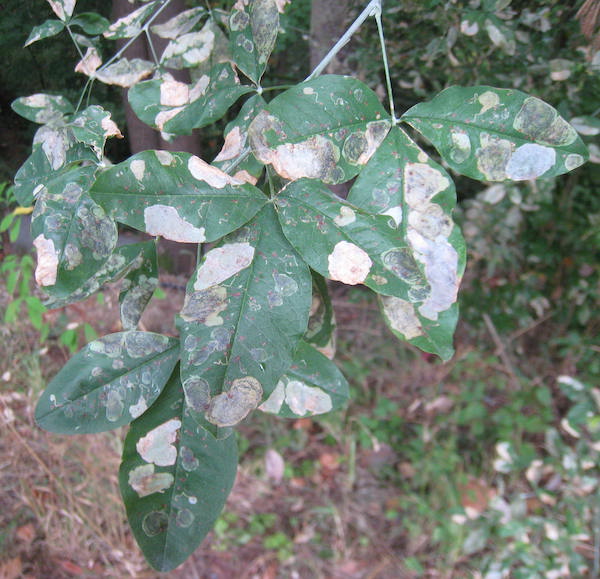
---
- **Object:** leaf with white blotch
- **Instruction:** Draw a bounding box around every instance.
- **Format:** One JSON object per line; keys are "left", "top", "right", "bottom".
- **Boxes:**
{"left": 128, "top": 63, "right": 253, "bottom": 135}
{"left": 229, "top": 0, "right": 279, "bottom": 84}
{"left": 70, "top": 12, "right": 110, "bottom": 35}
{"left": 402, "top": 86, "right": 588, "bottom": 182}
{"left": 103, "top": 2, "right": 157, "bottom": 39}
{"left": 44, "top": 241, "right": 157, "bottom": 310}
{"left": 151, "top": 7, "right": 206, "bottom": 39}
{"left": 32, "top": 174, "right": 118, "bottom": 296}
{"left": 47, "top": 0, "right": 75, "bottom": 21}
{"left": 176, "top": 204, "right": 311, "bottom": 436}
{"left": 213, "top": 93, "right": 266, "bottom": 183}
{"left": 259, "top": 341, "right": 348, "bottom": 418}
{"left": 24, "top": 19, "right": 64, "bottom": 47}
{"left": 276, "top": 178, "right": 433, "bottom": 301}
{"left": 12, "top": 93, "right": 73, "bottom": 124}
{"left": 35, "top": 331, "right": 178, "bottom": 434}
{"left": 160, "top": 20, "right": 215, "bottom": 69}
{"left": 95, "top": 58, "right": 154, "bottom": 87}
{"left": 119, "top": 370, "right": 237, "bottom": 572}
{"left": 69, "top": 105, "right": 122, "bottom": 159}
{"left": 304, "top": 273, "right": 336, "bottom": 359}
{"left": 90, "top": 150, "right": 266, "bottom": 243}
{"left": 347, "top": 127, "right": 466, "bottom": 359}
{"left": 120, "top": 241, "right": 158, "bottom": 330}
{"left": 249, "top": 75, "right": 391, "bottom": 184}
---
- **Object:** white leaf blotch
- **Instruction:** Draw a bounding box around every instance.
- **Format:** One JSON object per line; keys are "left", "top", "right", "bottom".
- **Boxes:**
{"left": 505, "top": 144, "right": 556, "bottom": 181}
{"left": 130, "top": 159, "right": 146, "bottom": 180}
{"left": 187, "top": 155, "right": 243, "bottom": 188}
{"left": 194, "top": 242, "right": 255, "bottom": 290}
{"left": 128, "top": 464, "right": 174, "bottom": 497}
{"left": 285, "top": 380, "right": 333, "bottom": 416}
{"left": 33, "top": 234, "right": 59, "bottom": 286}
{"left": 144, "top": 205, "right": 206, "bottom": 243}
{"left": 327, "top": 241, "right": 372, "bottom": 285}
{"left": 136, "top": 419, "right": 181, "bottom": 466}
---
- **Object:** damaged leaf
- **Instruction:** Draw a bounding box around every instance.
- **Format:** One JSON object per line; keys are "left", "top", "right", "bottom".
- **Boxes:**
{"left": 95, "top": 58, "right": 155, "bottom": 87}
{"left": 402, "top": 86, "right": 588, "bottom": 181}
{"left": 276, "top": 178, "right": 435, "bottom": 301}
{"left": 259, "top": 341, "right": 349, "bottom": 418}
{"left": 249, "top": 75, "right": 391, "bottom": 184}
{"left": 347, "top": 127, "right": 466, "bottom": 359}
{"left": 12, "top": 93, "right": 73, "bottom": 124}
{"left": 229, "top": 0, "right": 279, "bottom": 84}
{"left": 213, "top": 93, "right": 266, "bottom": 182}
{"left": 151, "top": 7, "right": 206, "bottom": 39}
{"left": 128, "top": 63, "right": 253, "bottom": 135}
{"left": 119, "top": 241, "right": 158, "bottom": 330}
{"left": 160, "top": 22, "right": 215, "bottom": 69}
{"left": 120, "top": 371, "right": 237, "bottom": 572}
{"left": 35, "top": 331, "right": 178, "bottom": 433}
{"left": 24, "top": 20, "right": 65, "bottom": 47}
{"left": 90, "top": 150, "right": 266, "bottom": 242}
{"left": 31, "top": 171, "right": 118, "bottom": 296}
{"left": 69, "top": 105, "right": 122, "bottom": 159}
{"left": 44, "top": 241, "right": 157, "bottom": 311}
{"left": 103, "top": 2, "right": 157, "bottom": 40}
{"left": 176, "top": 204, "right": 311, "bottom": 435}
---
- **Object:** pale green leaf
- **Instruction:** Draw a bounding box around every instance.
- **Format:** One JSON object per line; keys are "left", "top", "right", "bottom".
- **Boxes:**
{"left": 150, "top": 7, "right": 206, "bottom": 39}
{"left": 103, "top": 2, "right": 157, "bottom": 39}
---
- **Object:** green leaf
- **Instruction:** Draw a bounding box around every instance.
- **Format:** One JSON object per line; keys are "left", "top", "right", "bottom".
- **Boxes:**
{"left": 90, "top": 150, "right": 266, "bottom": 243}
{"left": 176, "top": 204, "right": 312, "bottom": 435}
{"left": 11, "top": 94, "right": 73, "bottom": 124}
{"left": 103, "top": 2, "right": 157, "bottom": 39}
{"left": 259, "top": 341, "right": 349, "bottom": 418}
{"left": 119, "top": 370, "right": 238, "bottom": 572}
{"left": 248, "top": 75, "right": 391, "bottom": 184}
{"left": 68, "top": 105, "right": 122, "bottom": 159}
{"left": 150, "top": 7, "right": 206, "bottom": 39}
{"left": 24, "top": 19, "right": 65, "bottom": 46}
{"left": 213, "top": 93, "right": 266, "bottom": 181}
{"left": 347, "top": 127, "right": 466, "bottom": 359}
{"left": 402, "top": 86, "right": 588, "bottom": 182}
{"left": 128, "top": 63, "right": 253, "bottom": 135}
{"left": 35, "top": 331, "right": 179, "bottom": 433}
{"left": 70, "top": 12, "right": 110, "bottom": 35}
{"left": 31, "top": 171, "right": 118, "bottom": 297}
{"left": 44, "top": 242, "right": 154, "bottom": 310}
{"left": 276, "top": 178, "right": 436, "bottom": 301}
{"left": 228, "top": 0, "right": 279, "bottom": 84}
{"left": 120, "top": 241, "right": 159, "bottom": 330}
{"left": 304, "top": 273, "right": 336, "bottom": 359}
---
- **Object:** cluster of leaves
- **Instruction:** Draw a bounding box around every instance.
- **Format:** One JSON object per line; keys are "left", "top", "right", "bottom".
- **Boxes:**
{"left": 11, "top": 0, "right": 589, "bottom": 571}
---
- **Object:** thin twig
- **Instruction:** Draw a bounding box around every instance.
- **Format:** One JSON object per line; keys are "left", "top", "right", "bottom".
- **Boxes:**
{"left": 306, "top": 0, "right": 381, "bottom": 80}
{"left": 483, "top": 313, "right": 519, "bottom": 388}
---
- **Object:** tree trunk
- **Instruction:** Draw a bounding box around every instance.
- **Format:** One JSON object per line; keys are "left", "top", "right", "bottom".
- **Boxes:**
{"left": 111, "top": 0, "right": 201, "bottom": 156}
{"left": 309, "top": 0, "right": 353, "bottom": 73}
